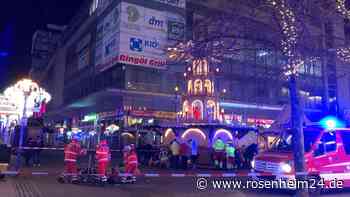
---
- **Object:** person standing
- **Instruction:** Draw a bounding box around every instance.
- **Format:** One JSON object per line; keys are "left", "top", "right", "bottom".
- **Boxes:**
{"left": 189, "top": 139, "right": 199, "bottom": 169}
{"left": 169, "top": 139, "right": 180, "bottom": 169}
{"left": 24, "top": 138, "right": 35, "bottom": 167}
{"left": 63, "top": 137, "right": 85, "bottom": 181}
{"left": 179, "top": 140, "right": 190, "bottom": 170}
{"left": 212, "top": 137, "right": 225, "bottom": 169}
{"left": 95, "top": 139, "right": 110, "bottom": 179}
{"left": 33, "top": 136, "right": 43, "bottom": 167}
{"left": 225, "top": 141, "right": 235, "bottom": 170}
{"left": 122, "top": 144, "right": 139, "bottom": 183}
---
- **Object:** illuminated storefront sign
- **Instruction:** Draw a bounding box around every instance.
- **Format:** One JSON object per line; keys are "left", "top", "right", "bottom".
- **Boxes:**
{"left": 82, "top": 113, "right": 98, "bottom": 122}
{"left": 130, "top": 110, "right": 176, "bottom": 119}
{"left": 153, "top": 0, "right": 186, "bottom": 9}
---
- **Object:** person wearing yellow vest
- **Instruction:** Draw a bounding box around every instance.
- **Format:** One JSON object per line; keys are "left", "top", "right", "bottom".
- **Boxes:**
{"left": 225, "top": 141, "right": 235, "bottom": 170}
{"left": 212, "top": 137, "right": 225, "bottom": 169}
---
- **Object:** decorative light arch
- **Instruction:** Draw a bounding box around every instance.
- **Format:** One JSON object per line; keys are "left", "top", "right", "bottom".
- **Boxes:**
{"left": 194, "top": 79, "right": 203, "bottom": 94}
{"left": 192, "top": 100, "right": 204, "bottom": 120}
{"left": 121, "top": 132, "right": 135, "bottom": 138}
{"left": 204, "top": 80, "right": 212, "bottom": 94}
{"left": 164, "top": 128, "right": 174, "bottom": 138}
{"left": 187, "top": 80, "right": 193, "bottom": 94}
{"left": 181, "top": 128, "right": 207, "bottom": 140}
{"left": 213, "top": 129, "right": 233, "bottom": 140}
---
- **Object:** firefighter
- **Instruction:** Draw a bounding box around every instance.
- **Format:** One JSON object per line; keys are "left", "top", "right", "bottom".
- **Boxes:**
{"left": 95, "top": 139, "right": 110, "bottom": 179}
{"left": 212, "top": 137, "right": 225, "bottom": 169}
{"left": 225, "top": 141, "right": 235, "bottom": 170}
{"left": 63, "top": 136, "right": 85, "bottom": 182}
{"left": 122, "top": 144, "right": 139, "bottom": 183}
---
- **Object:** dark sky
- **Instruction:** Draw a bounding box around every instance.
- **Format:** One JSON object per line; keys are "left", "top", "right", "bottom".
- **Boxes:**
{"left": 0, "top": 0, "right": 84, "bottom": 91}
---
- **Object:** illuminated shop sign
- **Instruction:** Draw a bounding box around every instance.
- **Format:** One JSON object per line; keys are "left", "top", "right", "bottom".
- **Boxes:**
{"left": 153, "top": 0, "right": 186, "bottom": 9}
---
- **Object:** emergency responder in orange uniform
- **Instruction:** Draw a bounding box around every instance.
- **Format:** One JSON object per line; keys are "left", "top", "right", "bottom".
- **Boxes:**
{"left": 95, "top": 139, "right": 110, "bottom": 178}
{"left": 125, "top": 144, "right": 138, "bottom": 174}
{"left": 64, "top": 137, "right": 85, "bottom": 180}
{"left": 122, "top": 144, "right": 138, "bottom": 183}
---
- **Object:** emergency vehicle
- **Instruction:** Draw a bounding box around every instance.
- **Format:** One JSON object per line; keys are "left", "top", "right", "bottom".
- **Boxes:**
{"left": 252, "top": 124, "right": 350, "bottom": 187}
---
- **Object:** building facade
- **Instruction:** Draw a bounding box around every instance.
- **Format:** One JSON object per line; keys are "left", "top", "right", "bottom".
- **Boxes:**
{"left": 33, "top": 0, "right": 350, "bottom": 129}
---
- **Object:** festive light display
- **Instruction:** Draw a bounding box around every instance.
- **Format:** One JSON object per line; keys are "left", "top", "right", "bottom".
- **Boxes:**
{"left": 336, "top": 47, "right": 350, "bottom": 62}
{"left": 213, "top": 129, "right": 233, "bottom": 140}
{"left": 181, "top": 128, "right": 207, "bottom": 140}
{"left": 335, "top": 0, "right": 350, "bottom": 62}
{"left": 3, "top": 79, "right": 51, "bottom": 118}
{"left": 267, "top": 0, "right": 303, "bottom": 76}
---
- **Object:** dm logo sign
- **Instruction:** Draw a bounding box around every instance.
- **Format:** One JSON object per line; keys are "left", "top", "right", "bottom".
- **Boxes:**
{"left": 126, "top": 6, "right": 140, "bottom": 22}
{"left": 130, "top": 38, "right": 143, "bottom": 52}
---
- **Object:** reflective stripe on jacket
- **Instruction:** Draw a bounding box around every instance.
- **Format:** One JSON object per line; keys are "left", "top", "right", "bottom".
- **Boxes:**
{"left": 96, "top": 145, "right": 110, "bottom": 163}
{"left": 127, "top": 153, "right": 138, "bottom": 166}
{"left": 64, "top": 142, "right": 82, "bottom": 162}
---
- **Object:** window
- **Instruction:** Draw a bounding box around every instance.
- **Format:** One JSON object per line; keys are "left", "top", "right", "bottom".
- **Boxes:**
{"left": 314, "top": 131, "right": 336, "bottom": 157}
{"left": 341, "top": 131, "right": 350, "bottom": 155}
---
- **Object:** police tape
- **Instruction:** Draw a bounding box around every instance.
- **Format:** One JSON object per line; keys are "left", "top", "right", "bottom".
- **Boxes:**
{"left": 1, "top": 170, "right": 346, "bottom": 179}
{"left": 17, "top": 147, "right": 159, "bottom": 152}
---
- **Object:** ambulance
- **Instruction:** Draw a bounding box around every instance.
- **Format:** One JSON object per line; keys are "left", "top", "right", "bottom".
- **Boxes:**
{"left": 252, "top": 123, "right": 350, "bottom": 187}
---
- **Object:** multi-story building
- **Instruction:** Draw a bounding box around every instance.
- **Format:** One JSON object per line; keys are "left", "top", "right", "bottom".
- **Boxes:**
{"left": 34, "top": 0, "right": 350, "bottom": 129}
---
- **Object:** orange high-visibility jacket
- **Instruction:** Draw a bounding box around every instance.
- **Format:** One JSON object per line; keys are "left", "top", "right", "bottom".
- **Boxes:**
{"left": 64, "top": 142, "right": 82, "bottom": 162}
{"left": 127, "top": 152, "right": 138, "bottom": 166}
{"left": 96, "top": 144, "right": 110, "bottom": 163}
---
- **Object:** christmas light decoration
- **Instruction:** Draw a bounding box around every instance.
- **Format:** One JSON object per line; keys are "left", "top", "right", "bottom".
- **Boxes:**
{"left": 4, "top": 79, "right": 51, "bottom": 118}
{"left": 213, "top": 129, "right": 233, "bottom": 140}
{"left": 267, "top": 0, "right": 303, "bottom": 76}
{"left": 181, "top": 128, "right": 207, "bottom": 140}
{"left": 335, "top": 0, "right": 350, "bottom": 63}
{"left": 335, "top": 0, "right": 350, "bottom": 20}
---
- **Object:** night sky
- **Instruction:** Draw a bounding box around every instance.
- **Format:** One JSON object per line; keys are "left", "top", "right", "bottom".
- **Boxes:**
{"left": 0, "top": 0, "right": 83, "bottom": 91}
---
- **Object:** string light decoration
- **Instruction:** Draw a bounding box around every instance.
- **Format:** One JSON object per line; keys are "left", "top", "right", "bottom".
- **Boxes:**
{"left": 336, "top": 47, "right": 350, "bottom": 62}
{"left": 167, "top": 41, "right": 195, "bottom": 62}
{"left": 335, "top": 0, "right": 350, "bottom": 20}
{"left": 335, "top": 0, "right": 350, "bottom": 63}
{"left": 267, "top": 0, "right": 303, "bottom": 76}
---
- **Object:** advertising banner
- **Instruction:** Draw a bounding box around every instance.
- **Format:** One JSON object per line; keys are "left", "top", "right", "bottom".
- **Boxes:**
{"left": 95, "top": 1, "right": 185, "bottom": 71}
{"left": 95, "top": 5, "right": 121, "bottom": 72}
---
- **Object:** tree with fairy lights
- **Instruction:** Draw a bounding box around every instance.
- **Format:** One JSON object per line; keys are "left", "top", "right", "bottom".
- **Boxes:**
{"left": 267, "top": 1, "right": 308, "bottom": 196}
{"left": 167, "top": 0, "right": 310, "bottom": 196}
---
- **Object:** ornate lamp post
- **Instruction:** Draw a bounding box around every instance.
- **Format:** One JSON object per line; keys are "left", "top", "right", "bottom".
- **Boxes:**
{"left": 4, "top": 79, "right": 50, "bottom": 170}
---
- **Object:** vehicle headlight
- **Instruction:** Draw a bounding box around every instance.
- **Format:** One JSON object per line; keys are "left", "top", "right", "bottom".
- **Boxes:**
{"left": 251, "top": 160, "right": 255, "bottom": 169}
{"left": 280, "top": 163, "right": 292, "bottom": 173}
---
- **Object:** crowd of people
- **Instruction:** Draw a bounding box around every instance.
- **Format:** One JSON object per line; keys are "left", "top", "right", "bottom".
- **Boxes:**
{"left": 138, "top": 137, "right": 258, "bottom": 171}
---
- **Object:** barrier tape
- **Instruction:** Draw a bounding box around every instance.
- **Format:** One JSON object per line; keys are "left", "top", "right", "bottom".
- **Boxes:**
{"left": 2, "top": 170, "right": 349, "bottom": 179}
{"left": 17, "top": 147, "right": 160, "bottom": 152}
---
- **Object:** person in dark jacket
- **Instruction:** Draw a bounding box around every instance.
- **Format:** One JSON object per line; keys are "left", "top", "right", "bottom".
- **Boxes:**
{"left": 33, "top": 136, "right": 43, "bottom": 167}
{"left": 243, "top": 143, "right": 258, "bottom": 169}
{"left": 24, "top": 138, "right": 35, "bottom": 166}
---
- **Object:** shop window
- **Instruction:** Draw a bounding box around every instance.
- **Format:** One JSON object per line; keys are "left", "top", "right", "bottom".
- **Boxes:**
{"left": 314, "top": 131, "right": 336, "bottom": 157}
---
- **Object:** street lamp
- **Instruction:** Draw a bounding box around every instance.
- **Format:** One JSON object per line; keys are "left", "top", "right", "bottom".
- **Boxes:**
{"left": 4, "top": 79, "right": 50, "bottom": 170}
